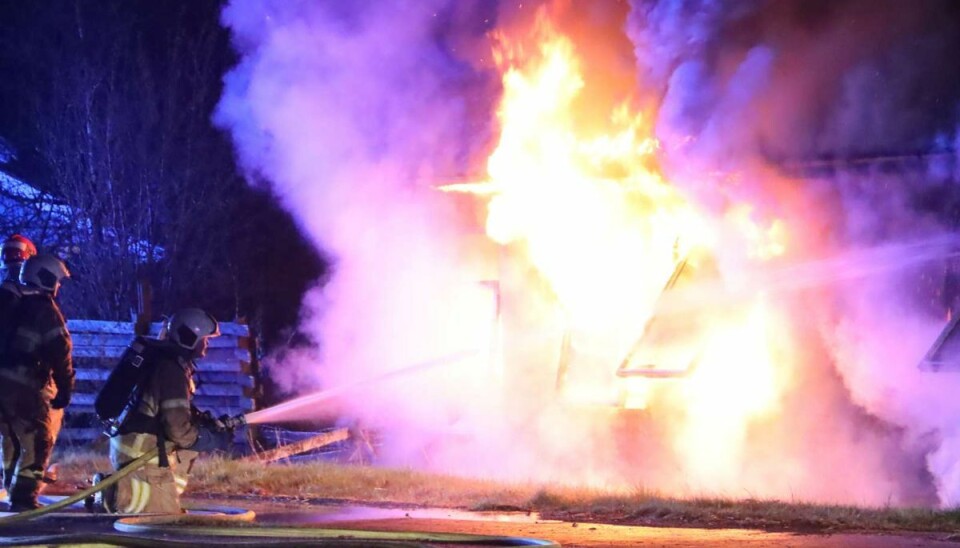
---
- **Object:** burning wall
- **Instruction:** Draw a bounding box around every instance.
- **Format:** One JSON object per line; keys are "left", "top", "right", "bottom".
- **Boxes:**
{"left": 217, "top": 0, "right": 960, "bottom": 506}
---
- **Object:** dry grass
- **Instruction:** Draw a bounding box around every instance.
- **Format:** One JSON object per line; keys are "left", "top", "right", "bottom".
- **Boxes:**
{"left": 47, "top": 450, "right": 110, "bottom": 491}
{"left": 50, "top": 450, "right": 960, "bottom": 533}
{"left": 183, "top": 457, "right": 960, "bottom": 533}
{"left": 190, "top": 456, "right": 537, "bottom": 508}
{"left": 525, "top": 490, "right": 960, "bottom": 533}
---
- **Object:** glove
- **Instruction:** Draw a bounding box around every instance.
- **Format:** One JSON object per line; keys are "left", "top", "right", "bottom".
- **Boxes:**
{"left": 189, "top": 423, "right": 232, "bottom": 453}
{"left": 193, "top": 410, "right": 213, "bottom": 430}
{"left": 218, "top": 414, "right": 247, "bottom": 431}
{"left": 50, "top": 391, "right": 71, "bottom": 410}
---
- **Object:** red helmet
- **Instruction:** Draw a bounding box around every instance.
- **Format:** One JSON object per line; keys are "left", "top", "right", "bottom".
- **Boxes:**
{"left": 2, "top": 234, "right": 37, "bottom": 265}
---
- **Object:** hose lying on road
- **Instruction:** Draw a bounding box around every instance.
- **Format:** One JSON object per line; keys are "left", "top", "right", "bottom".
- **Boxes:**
{"left": 0, "top": 532, "right": 426, "bottom": 547}
{"left": 114, "top": 514, "right": 560, "bottom": 546}
{"left": 0, "top": 446, "right": 560, "bottom": 546}
{"left": 0, "top": 446, "right": 164, "bottom": 526}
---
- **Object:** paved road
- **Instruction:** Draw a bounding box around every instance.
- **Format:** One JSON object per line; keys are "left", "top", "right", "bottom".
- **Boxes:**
{"left": 252, "top": 502, "right": 959, "bottom": 547}
{"left": 0, "top": 498, "right": 955, "bottom": 547}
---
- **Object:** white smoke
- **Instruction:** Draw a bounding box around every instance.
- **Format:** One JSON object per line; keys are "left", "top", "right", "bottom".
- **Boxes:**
{"left": 218, "top": 0, "right": 960, "bottom": 505}
{"left": 627, "top": 0, "right": 960, "bottom": 505}
{"left": 216, "top": 0, "right": 504, "bottom": 466}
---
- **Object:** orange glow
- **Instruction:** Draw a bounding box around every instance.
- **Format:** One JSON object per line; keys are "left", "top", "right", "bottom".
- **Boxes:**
{"left": 483, "top": 16, "right": 711, "bottom": 329}
{"left": 673, "top": 298, "right": 787, "bottom": 487}
{"left": 445, "top": 10, "right": 792, "bottom": 490}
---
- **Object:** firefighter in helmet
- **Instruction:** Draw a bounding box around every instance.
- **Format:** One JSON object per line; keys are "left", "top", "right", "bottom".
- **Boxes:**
{"left": 0, "top": 254, "right": 73, "bottom": 510}
{"left": 93, "top": 308, "right": 229, "bottom": 514}
{"left": 0, "top": 234, "right": 35, "bottom": 503}
{"left": 1, "top": 234, "right": 36, "bottom": 289}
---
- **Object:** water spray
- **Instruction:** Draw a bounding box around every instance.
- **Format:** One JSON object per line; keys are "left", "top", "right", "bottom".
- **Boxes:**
{"left": 243, "top": 349, "right": 482, "bottom": 425}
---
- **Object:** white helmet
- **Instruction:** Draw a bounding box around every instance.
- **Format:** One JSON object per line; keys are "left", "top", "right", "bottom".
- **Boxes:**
{"left": 20, "top": 254, "right": 70, "bottom": 295}
{"left": 166, "top": 308, "right": 220, "bottom": 350}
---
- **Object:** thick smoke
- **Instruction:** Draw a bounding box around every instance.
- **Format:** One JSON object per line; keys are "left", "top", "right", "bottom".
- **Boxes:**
{"left": 216, "top": 0, "right": 505, "bottom": 465}
{"left": 628, "top": 0, "right": 960, "bottom": 505}
{"left": 217, "top": 0, "right": 662, "bottom": 482}
{"left": 219, "top": 0, "right": 960, "bottom": 505}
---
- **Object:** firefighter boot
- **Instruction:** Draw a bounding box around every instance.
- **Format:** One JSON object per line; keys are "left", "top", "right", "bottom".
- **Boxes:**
{"left": 8, "top": 476, "right": 40, "bottom": 511}
{"left": 85, "top": 473, "right": 116, "bottom": 514}
{"left": 83, "top": 473, "right": 101, "bottom": 512}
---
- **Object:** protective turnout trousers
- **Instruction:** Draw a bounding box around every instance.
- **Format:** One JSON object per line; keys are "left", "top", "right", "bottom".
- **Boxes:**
{"left": 109, "top": 432, "right": 196, "bottom": 513}
{"left": 0, "top": 381, "right": 61, "bottom": 509}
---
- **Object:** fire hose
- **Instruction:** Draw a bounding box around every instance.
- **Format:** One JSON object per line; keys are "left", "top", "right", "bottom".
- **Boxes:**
{"left": 112, "top": 515, "right": 561, "bottom": 546}
{"left": 0, "top": 447, "right": 167, "bottom": 526}
{"left": 0, "top": 446, "right": 559, "bottom": 547}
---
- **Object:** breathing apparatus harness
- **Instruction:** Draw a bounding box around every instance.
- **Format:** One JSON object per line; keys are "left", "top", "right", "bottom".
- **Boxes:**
{"left": 95, "top": 336, "right": 170, "bottom": 466}
{"left": 0, "top": 287, "right": 52, "bottom": 381}
{"left": 95, "top": 336, "right": 245, "bottom": 467}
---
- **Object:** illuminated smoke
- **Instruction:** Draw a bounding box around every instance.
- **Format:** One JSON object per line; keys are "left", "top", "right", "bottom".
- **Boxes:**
{"left": 218, "top": 0, "right": 960, "bottom": 505}
{"left": 628, "top": 0, "right": 960, "bottom": 505}
{"left": 216, "top": 0, "right": 503, "bottom": 465}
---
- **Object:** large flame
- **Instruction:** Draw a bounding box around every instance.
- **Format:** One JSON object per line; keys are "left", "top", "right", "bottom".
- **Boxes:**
{"left": 445, "top": 11, "right": 791, "bottom": 491}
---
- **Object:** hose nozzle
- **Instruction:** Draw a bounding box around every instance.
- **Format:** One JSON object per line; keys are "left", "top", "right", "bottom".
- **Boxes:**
{"left": 218, "top": 413, "right": 247, "bottom": 431}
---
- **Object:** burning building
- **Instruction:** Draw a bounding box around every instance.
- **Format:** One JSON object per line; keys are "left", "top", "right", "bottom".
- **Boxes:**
{"left": 217, "top": 0, "right": 960, "bottom": 507}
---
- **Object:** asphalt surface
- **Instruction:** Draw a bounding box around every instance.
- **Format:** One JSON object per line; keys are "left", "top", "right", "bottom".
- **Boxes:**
{"left": 0, "top": 497, "right": 957, "bottom": 547}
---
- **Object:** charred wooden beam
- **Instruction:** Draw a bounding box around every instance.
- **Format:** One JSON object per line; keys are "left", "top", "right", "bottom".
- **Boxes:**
{"left": 246, "top": 428, "right": 350, "bottom": 463}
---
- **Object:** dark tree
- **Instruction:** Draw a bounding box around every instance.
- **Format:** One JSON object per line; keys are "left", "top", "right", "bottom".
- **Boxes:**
{"left": 0, "top": 0, "right": 324, "bottom": 347}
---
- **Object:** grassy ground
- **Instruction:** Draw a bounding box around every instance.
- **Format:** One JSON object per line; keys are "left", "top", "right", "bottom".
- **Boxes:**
{"left": 50, "top": 450, "right": 960, "bottom": 534}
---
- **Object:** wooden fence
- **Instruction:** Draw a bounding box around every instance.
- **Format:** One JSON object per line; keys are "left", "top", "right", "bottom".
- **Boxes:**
{"left": 60, "top": 320, "right": 258, "bottom": 447}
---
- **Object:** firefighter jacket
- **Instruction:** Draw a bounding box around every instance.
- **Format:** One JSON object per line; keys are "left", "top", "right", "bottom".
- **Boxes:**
{"left": 0, "top": 288, "right": 73, "bottom": 399}
{"left": 1, "top": 265, "right": 19, "bottom": 284}
{"left": 121, "top": 343, "right": 200, "bottom": 450}
{"left": 0, "top": 281, "right": 19, "bottom": 321}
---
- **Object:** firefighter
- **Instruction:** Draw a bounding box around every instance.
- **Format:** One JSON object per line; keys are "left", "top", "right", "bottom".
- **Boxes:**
{"left": 0, "top": 235, "right": 32, "bottom": 502}
{"left": 0, "top": 254, "right": 72, "bottom": 511}
{"left": 1, "top": 234, "right": 36, "bottom": 288}
{"left": 94, "top": 308, "right": 229, "bottom": 514}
